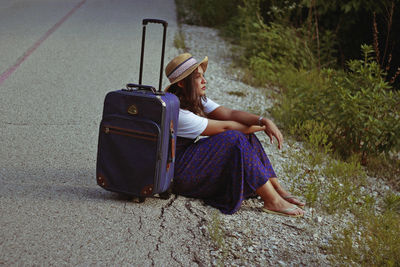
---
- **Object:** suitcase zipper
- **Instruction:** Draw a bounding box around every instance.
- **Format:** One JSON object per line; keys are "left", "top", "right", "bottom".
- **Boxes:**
{"left": 102, "top": 125, "right": 157, "bottom": 142}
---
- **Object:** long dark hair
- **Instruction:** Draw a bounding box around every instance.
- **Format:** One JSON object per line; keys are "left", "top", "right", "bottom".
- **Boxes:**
{"left": 168, "top": 70, "right": 206, "bottom": 117}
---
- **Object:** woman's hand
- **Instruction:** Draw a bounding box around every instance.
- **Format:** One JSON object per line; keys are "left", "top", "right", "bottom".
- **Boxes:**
{"left": 261, "top": 118, "right": 283, "bottom": 149}
{"left": 243, "top": 125, "right": 266, "bottom": 134}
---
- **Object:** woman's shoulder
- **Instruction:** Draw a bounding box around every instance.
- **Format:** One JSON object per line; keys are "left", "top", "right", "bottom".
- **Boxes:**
{"left": 179, "top": 108, "right": 193, "bottom": 114}
{"left": 179, "top": 109, "right": 200, "bottom": 119}
{"left": 202, "top": 97, "right": 220, "bottom": 114}
{"left": 202, "top": 97, "right": 215, "bottom": 103}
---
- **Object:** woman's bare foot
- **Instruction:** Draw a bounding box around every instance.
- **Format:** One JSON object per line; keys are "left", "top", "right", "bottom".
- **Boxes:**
{"left": 256, "top": 181, "right": 304, "bottom": 217}
{"left": 269, "top": 177, "right": 306, "bottom": 208}
{"left": 263, "top": 198, "right": 304, "bottom": 217}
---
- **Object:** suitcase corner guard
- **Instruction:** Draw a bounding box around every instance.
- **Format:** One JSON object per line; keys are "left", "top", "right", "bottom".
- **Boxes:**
{"left": 97, "top": 174, "right": 108, "bottom": 188}
{"left": 141, "top": 185, "right": 154, "bottom": 196}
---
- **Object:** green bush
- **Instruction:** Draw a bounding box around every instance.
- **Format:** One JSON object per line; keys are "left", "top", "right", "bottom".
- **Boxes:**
{"left": 326, "top": 45, "right": 399, "bottom": 159}
{"left": 175, "top": 0, "right": 241, "bottom": 27}
{"left": 333, "top": 46, "right": 400, "bottom": 159}
{"left": 272, "top": 45, "right": 400, "bottom": 161}
{"left": 229, "top": 0, "right": 316, "bottom": 85}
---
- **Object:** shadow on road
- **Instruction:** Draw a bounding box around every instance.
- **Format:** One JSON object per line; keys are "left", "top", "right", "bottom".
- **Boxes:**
{"left": 0, "top": 166, "right": 133, "bottom": 203}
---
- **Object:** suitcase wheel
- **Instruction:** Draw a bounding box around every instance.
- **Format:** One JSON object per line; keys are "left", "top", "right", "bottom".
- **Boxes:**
{"left": 159, "top": 191, "right": 171, "bottom": 200}
{"left": 138, "top": 196, "right": 146, "bottom": 203}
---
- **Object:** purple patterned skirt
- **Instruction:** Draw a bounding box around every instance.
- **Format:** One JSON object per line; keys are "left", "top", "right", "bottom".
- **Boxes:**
{"left": 173, "top": 130, "right": 276, "bottom": 214}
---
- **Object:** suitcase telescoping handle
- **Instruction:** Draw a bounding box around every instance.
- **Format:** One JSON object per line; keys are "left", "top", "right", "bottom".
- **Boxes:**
{"left": 142, "top": 18, "right": 168, "bottom": 27}
{"left": 138, "top": 18, "right": 168, "bottom": 92}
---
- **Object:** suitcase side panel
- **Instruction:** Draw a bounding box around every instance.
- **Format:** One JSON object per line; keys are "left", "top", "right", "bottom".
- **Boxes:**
{"left": 156, "top": 93, "right": 180, "bottom": 193}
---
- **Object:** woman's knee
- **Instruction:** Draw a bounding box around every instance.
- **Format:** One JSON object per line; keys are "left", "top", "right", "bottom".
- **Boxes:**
{"left": 204, "top": 130, "right": 248, "bottom": 150}
{"left": 223, "top": 130, "right": 248, "bottom": 143}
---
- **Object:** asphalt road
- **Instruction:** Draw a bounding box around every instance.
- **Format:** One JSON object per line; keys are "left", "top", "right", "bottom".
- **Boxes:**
{"left": 0, "top": 1, "right": 209, "bottom": 265}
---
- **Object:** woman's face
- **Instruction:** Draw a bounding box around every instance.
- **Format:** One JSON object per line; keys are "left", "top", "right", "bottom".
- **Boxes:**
{"left": 193, "top": 66, "right": 206, "bottom": 97}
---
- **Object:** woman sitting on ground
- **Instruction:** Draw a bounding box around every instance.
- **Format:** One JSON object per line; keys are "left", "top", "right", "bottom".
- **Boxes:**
{"left": 165, "top": 53, "right": 305, "bottom": 217}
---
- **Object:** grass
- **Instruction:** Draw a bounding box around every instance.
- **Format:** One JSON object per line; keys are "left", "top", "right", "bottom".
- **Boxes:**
{"left": 227, "top": 91, "right": 247, "bottom": 97}
{"left": 366, "top": 154, "right": 400, "bottom": 191}
{"left": 281, "top": 130, "right": 400, "bottom": 266}
{"left": 207, "top": 211, "right": 229, "bottom": 266}
{"left": 283, "top": 124, "right": 368, "bottom": 214}
{"left": 173, "top": 29, "right": 187, "bottom": 52}
{"left": 328, "top": 209, "right": 400, "bottom": 266}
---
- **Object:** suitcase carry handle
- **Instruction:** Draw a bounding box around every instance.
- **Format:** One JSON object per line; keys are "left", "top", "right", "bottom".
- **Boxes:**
{"left": 139, "top": 18, "right": 168, "bottom": 92}
{"left": 167, "top": 121, "right": 175, "bottom": 171}
{"left": 125, "top": 83, "right": 158, "bottom": 94}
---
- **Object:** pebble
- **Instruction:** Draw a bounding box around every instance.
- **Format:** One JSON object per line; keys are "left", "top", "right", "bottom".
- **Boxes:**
{"left": 314, "top": 216, "right": 323, "bottom": 223}
{"left": 278, "top": 260, "right": 287, "bottom": 266}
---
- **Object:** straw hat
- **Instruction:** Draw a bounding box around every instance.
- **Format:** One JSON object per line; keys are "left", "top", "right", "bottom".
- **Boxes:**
{"left": 164, "top": 53, "right": 208, "bottom": 92}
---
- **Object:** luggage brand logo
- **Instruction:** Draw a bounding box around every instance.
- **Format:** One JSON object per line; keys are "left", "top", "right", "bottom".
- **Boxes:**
{"left": 127, "top": 104, "right": 138, "bottom": 115}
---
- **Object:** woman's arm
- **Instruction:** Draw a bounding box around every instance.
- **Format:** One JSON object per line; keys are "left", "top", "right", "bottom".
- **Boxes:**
{"left": 207, "top": 106, "right": 284, "bottom": 149}
{"left": 207, "top": 106, "right": 260, "bottom": 126}
{"left": 201, "top": 119, "right": 265, "bottom": 136}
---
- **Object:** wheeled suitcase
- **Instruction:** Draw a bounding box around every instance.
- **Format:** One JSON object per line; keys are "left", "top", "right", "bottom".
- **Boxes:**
{"left": 96, "top": 19, "right": 179, "bottom": 201}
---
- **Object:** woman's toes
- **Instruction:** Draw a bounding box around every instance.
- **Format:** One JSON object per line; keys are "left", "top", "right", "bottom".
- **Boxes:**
{"left": 282, "top": 195, "right": 305, "bottom": 207}
{"left": 295, "top": 207, "right": 304, "bottom": 216}
{"left": 285, "top": 206, "right": 302, "bottom": 215}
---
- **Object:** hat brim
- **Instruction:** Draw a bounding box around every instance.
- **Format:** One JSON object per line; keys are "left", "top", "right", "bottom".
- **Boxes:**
{"left": 165, "top": 56, "right": 208, "bottom": 92}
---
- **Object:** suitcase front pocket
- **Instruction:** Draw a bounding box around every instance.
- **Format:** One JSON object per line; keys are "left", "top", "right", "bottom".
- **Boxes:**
{"left": 102, "top": 125, "right": 157, "bottom": 142}
{"left": 97, "top": 115, "right": 161, "bottom": 196}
